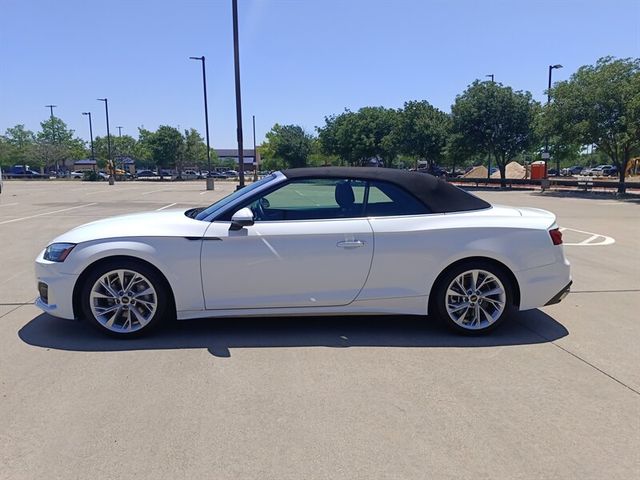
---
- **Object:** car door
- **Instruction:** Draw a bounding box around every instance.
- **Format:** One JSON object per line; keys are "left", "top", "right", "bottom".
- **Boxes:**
{"left": 200, "top": 178, "right": 374, "bottom": 310}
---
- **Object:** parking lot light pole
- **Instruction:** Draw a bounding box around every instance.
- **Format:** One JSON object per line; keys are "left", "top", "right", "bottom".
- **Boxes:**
{"left": 545, "top": 64, "right": 563, "bottom": 177}
{"left": 189, "top": 55, "right": 214, "bottom": 189}
{"left": 485, "top": 74, "right": 494, "bottom": 83}
{"left": 252, "top": 115, "right": 258, "bottom": 182}
{"left": 45, "top": 105, "right": 57, "bottom": 173}
{"left": 232, "top": 0, "right": 245, "bottom": 189}
{"left": 82, "top": 112, "right": 95, "bottom": 164}
{"left": 97, "top": 98, "right": 114, "bottom": 185}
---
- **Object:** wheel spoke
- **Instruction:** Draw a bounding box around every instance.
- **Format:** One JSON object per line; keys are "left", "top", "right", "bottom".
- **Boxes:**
{"left": 104, "top": 308, "right": 121, "bottom": 328}
{"left": 479, "top": 305, "right": 494, "bottom": 323}
{"left": 99, "top": 280, "right": 119, "bottom": 299}
{"left": 91, "top": 292, "right": 112, "bottom": 299}
{"left": 130, "top": 306, "right": 147, "bottom": 327}
{"left": 132, "top": 287, "right": 154, "bottom": 298}
{"left": 448, "top": 302, "right": 470, "bottom": 313}
{"left": 481, "top": 287, "right": 503, "bottom": 297}
{"left": 95, "top": 304, "right": 120, "bottom": 316}
{"left": 482, "top": 297, "right": 504, "bottom": 308}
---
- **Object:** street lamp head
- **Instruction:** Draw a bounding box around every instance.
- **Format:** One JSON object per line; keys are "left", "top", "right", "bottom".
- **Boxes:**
{"left": 82, "top": 112, "right": 90, "bottom": 115}
{"left": 189, "top": 56, "right": 204, "bottom": 61}
{"left": 97, "top": 98, "right": 107, "bottom": 102}
{"left": 551, "top": 64, "right": 563, "bottom": 69}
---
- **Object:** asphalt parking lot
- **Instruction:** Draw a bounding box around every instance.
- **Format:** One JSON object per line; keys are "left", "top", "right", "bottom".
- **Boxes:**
{"left": 1, "top": 180, "right": 639, "bottom": 479}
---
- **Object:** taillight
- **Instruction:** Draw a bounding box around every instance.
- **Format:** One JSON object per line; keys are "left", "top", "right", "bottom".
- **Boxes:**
{"left": 549, "top": 228, "right": 563, "bottom": 245}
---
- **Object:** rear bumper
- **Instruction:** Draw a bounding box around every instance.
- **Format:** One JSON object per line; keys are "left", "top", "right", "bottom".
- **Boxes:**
{"left": 516, "top": 254, "right": 571, "bottom": 311}
{"left": 545, "top": 280, "right": 572, "bottom": 306}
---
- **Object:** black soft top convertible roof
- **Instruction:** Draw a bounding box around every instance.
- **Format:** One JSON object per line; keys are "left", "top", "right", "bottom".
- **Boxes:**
{"left": 282, "top": 167, "right": 490, "bottom": 213}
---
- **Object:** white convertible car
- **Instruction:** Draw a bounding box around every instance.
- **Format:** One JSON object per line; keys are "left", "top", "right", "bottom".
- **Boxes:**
{"left": 35, "top": 167, "right": 571, "bottom": 337}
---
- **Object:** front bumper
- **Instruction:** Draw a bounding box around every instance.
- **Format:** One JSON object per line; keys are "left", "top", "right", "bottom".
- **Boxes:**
{"left": 34, "top": 255, "right": 79, "bottom": 320}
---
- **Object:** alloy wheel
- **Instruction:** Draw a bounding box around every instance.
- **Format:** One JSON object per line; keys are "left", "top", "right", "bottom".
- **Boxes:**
{"left": 444, "top": 269, "right": 506, "bottom": 330}
{"left": 89, "top": 269, "right": 158, "bottom": 333}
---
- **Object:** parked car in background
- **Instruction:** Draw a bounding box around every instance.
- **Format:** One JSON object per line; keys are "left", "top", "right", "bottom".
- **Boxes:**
{"left": 600, "top": 165, "right": 618, "bottom": 177}
{"left": 135, "top": 170, "right": 157, "bottom": 178}
{"left": 590, "top": 165, "right": 610, "bottom": 176}
{"left": 561, "top": 165, "right": 583, "bottom": 176}
{"left": 181, "top": 170, "right": 199, "bottom": 180}
{"left": 222, "top": 170, "right": 239, "bottom": 178}
{"left": 417, "top": 165, "right": 448, "bottom": 178}
{"left": 5, "top": 165, "right": 48, "bottom": 179}
{"left": 70, "top": 171, "right": 85, "bottom": 179}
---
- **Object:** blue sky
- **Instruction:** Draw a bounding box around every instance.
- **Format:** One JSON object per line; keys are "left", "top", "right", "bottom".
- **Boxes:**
{"left": 1, "top": 0, "right": 638, "bottom": 147}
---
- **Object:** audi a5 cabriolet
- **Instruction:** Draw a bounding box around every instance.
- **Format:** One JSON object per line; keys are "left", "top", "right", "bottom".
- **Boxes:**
{"left": 35, "top": 167, "right": 571, "bottom": 337}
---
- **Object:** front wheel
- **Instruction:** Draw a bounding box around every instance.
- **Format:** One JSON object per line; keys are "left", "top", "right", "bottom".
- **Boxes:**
{"left": 433, "top": 261, "right": 514, "bottom": 335}
{"left": 80, "top": 260, "right": 170, "bottom": 338}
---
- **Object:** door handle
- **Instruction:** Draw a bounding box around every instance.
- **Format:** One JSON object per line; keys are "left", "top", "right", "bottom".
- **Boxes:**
{"left": 337, "top": 240, "right": 365, "bottom": 248}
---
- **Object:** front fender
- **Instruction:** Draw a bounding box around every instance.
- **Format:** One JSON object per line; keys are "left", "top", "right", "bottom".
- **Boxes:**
{"left": 63, "top": 237, "right": 205, "bottom": 313}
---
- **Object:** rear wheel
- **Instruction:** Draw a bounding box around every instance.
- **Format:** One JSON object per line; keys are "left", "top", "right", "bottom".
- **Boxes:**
{"left": 80, "top": 260, "right": 169, "bottom": 338}
{"left": 433, "top": 261, "right": 513, "bottom": 334}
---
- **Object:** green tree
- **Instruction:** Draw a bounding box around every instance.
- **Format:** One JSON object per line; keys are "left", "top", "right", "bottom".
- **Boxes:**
{"left": 183, "top": 128, "right": 208, "bottom": 170}
{"left": 144, "top": 126, "right": 184, "bottom": 176}
{"left": 547, "top": 57, "right": 640, "bottom": 192}
{"left": 392, "top": 101, "right": 451, "bottom": 171}
{"left": 35, "top": 117, "right": 87, "bottom": 171}
{"left": 113, "top": 135, "right": 137, "bottom": 160}
{"left": 263, "top": 124, "right": 313, "bottom": 169}
{"left": 4, "top": 125, "right": 36, "bottom": 165}
{"left": 451, "top": 81, "right": 539, "bottom": 186}
{"left": 317, "top": 110, "right": 357, "bottom": 165}
{"left": 318, "top": 107, "right": 398, "bottom": 166}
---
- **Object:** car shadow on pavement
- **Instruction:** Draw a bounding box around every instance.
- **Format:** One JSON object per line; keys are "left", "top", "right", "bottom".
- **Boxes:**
{"left": 18, "top": 309, "right": 567, "bottom": 358}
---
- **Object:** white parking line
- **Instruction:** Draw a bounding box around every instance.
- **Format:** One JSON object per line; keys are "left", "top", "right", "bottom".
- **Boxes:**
{"left": 0, "top": 202, "right": 19, "bottom": 208}
{"left": 156, "top": 203, "right": 177, "bottom": 211}
{"left": 141, "top": 189, "right": 167, "bottom": 196}
{"left": 199, "top": 191, "right": 209, "bottom": 195}
{"left": 0, "top": 203, "right": 97, "bottom": 225}
{"left": 579, "top": 234, "right": 600, "bottom": 245}
{"left": 561, "top": 227, "right": 615, "bottom": 246}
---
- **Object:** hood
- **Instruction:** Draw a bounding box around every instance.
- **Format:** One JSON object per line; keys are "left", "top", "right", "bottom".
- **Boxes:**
{"left": 50, "top": 209, "right": 210, "bottom": 245}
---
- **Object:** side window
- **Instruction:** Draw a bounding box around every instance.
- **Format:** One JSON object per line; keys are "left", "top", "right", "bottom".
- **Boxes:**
{"left": 365, "top": 181, "right": 430, "bottom": 216}
{"left": 248, "top": 178, "right": 365, "bottom": 221}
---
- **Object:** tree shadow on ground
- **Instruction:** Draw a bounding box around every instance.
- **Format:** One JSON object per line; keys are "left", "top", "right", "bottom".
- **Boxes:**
{"left": 532, "top": 190, "right": 640, "bottom": 203}
{"left": 19, "top": 309, "right": 568, "bottom": 358}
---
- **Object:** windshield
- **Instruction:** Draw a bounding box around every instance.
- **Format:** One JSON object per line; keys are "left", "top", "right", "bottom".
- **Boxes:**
{"left": 193, "top": 174, "right": 277, "bottom": 221}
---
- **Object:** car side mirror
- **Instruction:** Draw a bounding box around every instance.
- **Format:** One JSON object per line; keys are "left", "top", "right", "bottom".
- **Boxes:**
{"left": 230, "top": 207, "right": 255, "bottom": 230}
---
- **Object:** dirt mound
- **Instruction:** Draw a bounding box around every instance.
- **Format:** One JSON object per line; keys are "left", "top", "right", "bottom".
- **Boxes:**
{"left": 462, "top": 166, "right": 488, "bottom": 178}
{"left": 490, "top": 161, "right": 527, "bottom": 179}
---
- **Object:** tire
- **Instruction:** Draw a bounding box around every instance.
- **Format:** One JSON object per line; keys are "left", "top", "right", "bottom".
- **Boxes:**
{"left": 432, "top": 260, "right": 514, "bottom": 335}
{"left": 80, "top": 259, "right": 170, "bottom": 338}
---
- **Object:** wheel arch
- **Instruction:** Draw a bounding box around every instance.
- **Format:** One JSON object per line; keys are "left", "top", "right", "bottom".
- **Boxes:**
{"left": 427, "top": 256, "right": 521, "bottom": 315}
{"left": 72, "top": 255, "right": 177, "bottom": 320}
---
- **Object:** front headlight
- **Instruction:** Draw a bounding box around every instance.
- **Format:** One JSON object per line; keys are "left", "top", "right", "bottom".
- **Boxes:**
{"left": 43, "top": 243, "right": 76, "bottom": 262}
